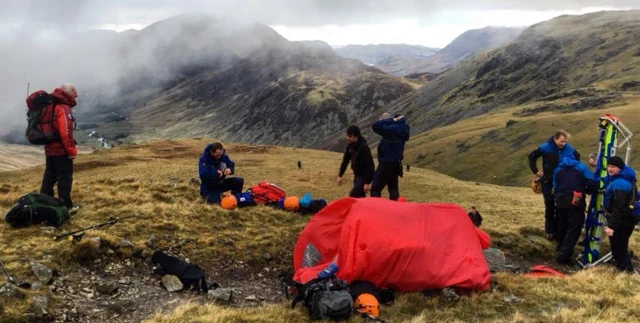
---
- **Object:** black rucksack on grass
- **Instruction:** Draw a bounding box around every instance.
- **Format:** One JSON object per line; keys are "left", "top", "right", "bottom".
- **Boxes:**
{"left": 151, "top": 251, "right": 209, "bottom": 292}
{"left": 288, "top": 277, "right": 353, "bottom": 321}
{"left": 5, "top": 193, "right": 70, "bottom": 228}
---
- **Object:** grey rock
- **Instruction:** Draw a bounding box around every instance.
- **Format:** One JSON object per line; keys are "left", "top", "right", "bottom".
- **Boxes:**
{"left": 118, "top": 239, "right": 134, "bottom": 248}
{"left": 0, "top": 283, "right": 26, "bottom": 299}
{"left": 263, "top": 253, "right": 273, "bottom": 261}
{"left": 441, "top": 287, "right": 460, "bottom": 302}
{"left": 30, "top": 262, "right": 54, "bottom": 284}
{"left": 140, "top": 249, "right": 152, "bottom": 259}
{"left": 40, "top": 226, "right": 57, "bottom": 233}
{"left": 96, "top": 282, "right": 119, "bottom": 295}
{"left": 245, "top": 295, "right": 257, "bottom": 301}
{"left": 30, "top": 282, "right": 42, "bottom": 291}
{"left": 504, "top": 294, "right": 523, "bottom": 304}
{"left": 483, "top": 248, "right": 506, "bottom": 272}
{"left": 30, "top": 295, "right": 50, "bottom": 318}
{"left": 208, "top": 288, "right": 233, "bottom": 304}
{"left": 161, "top": 275, "right": 183, "bottom": 292}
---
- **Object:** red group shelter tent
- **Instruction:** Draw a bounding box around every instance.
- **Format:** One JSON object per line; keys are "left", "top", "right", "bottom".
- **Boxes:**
{"left": 293, "top": 198, "right": 491, "bottom": 292}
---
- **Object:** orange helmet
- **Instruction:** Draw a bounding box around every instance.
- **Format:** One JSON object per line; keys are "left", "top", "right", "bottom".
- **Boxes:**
{"left": 354, "top": 293, "right": 379, "bottom": 317}
{"left": 284, "top": 196, "right": 300, "bottom": 211}
{"left": 221, "top": 195, "right": 237, "bottom": 210}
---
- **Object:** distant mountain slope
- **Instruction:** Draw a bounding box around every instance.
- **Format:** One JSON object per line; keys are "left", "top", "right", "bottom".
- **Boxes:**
{"left": 334, "top": 44, "right": 440, "bottom": 66}
{"left": 71, "top": 14, "right": 414, "bottom": 147}
{"left": 374, "top": 27, "right": 523, "bottom": 76}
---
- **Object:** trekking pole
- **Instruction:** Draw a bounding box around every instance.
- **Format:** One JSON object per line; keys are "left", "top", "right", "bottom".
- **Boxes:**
{"left": 54, "top": 214, "right": 138, "bottom": 241}
{"left": 0, "top": 258, "right": 32, "bottom": 289}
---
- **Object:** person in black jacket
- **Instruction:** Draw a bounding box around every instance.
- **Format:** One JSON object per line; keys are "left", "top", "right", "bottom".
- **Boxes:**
{"left": 338, "top": 126, "right": 375, "bottom": 198}
{"left": 528, "top": 130, "right": 580, "bottom": 240}
{"left": 467, "top": 206, "right": 483, "bottom": 227}
{"left": 603, "top": 156, "right": 636, "bottom": 273}
{"left": 552, "top": 156, "right": 596, "bottom": 264}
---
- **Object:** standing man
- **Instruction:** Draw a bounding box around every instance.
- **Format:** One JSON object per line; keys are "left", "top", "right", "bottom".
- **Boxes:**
{"left": 199, "top": 142, "right": 244, "bottom": 205}
{"left": 552, "top": 156, "right": 596, "bottom": 264}
{"left": 528, "top": 130, "right": 580, "bottom": 240}
{"left": 370, "top": 113, "right": 410, "bottom": 201}
{"left": 603, "top": 156, "right": 636, "bottom": 273}
{"left": 40, "top": 83, "right": 79, "bottom": 212}
{"left": 338, "top": 126, "right": 375, "bottom": 198}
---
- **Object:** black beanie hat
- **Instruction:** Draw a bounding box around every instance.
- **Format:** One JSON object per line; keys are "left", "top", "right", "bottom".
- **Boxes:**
{"left": 608, "top": 156, "right": 625, "bottom": 169}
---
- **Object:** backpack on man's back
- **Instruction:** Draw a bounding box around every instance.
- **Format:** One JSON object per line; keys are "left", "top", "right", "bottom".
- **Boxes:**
{"left": 25, "top": 90, "right": 59, "bottom": 145}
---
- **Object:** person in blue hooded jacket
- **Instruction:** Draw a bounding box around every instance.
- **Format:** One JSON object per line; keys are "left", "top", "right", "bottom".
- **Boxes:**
{"left": 553, "top": 156, "right": 596, "bottom": 264}
{"left": 370, "top": 113, "right": 410, "bottom": 201}
{"left": 199, "top": 142, "right": 244, "bottom": 205}
{"left": 528, "top": 130, "right": 581, "bottom": 240}
{"left": 603, "top": 156, "right": 636, "bottom": 273}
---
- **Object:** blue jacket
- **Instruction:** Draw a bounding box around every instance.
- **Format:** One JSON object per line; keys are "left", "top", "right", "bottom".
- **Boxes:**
{"left": 553, "top": 157, "right": 596, "bottom": 208}
{"left": 372, "top": 118, "right": 410, "bottom": 163}
{"left": 528, "top": 137, "right": 579, "bottom": 181}
{"left": 199, "top": 144, "right": 235, "bottom": 190}
{"left": 604, "top": 166, "right": 636, "bottom": 230}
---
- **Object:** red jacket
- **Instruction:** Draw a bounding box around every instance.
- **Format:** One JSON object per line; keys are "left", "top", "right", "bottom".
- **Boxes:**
{"left": 45, "top": 88, "right": 77, "bottom": 157}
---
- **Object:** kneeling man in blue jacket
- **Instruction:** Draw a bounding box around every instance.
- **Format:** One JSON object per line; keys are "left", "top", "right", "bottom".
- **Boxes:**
{"left": 199, "top": 142, "right": 244, "bottom": 204}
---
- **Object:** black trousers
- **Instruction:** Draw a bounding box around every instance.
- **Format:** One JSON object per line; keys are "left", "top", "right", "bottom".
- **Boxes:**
{"left": 609, "top": 222, "right": 635, "bottom": 272}
{"left": 370, "top": 162, "right": 400, "bottom": 201}
{"left": 349, "top": 177, "right": 367, "bottom": 198}
{"left": 40, "top": 155, "right": 74, "bottom": 209}
{"left": 201, "top": 177, "right": 245, "bottom": 204}
{"left": 555, "top": 207, "right": 585, "bottom": 260}
{"left": 542, "top": 181, "right": 556, "bottom": 234}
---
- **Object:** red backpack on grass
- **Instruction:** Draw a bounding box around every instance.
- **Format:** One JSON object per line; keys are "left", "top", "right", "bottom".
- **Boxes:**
{"left": 250, "top": 181, "right": 286, "bottom": 204}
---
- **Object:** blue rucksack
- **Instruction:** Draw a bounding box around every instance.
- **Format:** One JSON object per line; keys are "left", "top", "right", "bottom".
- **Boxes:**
{"left": 235, "top": 192, "right": 256, "bottom": 207}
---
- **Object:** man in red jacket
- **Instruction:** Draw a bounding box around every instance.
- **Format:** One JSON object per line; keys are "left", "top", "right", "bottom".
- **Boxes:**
{"left": 40, "top": 83, "right": 78, "bottom": 211}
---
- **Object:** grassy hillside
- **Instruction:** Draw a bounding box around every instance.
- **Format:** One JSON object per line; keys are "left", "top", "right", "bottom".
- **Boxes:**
{"left": 403, "top": 99, "right": 640, "bottom": 186}
{"left": 0, "top": 142, "right": 43, "bottom": 172}
{"left": 1, "top": 140, "right": 639, "bottom": 322}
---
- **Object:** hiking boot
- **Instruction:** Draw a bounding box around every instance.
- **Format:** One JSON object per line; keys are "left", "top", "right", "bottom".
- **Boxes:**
{"left": 556, "top": 256, "right": 572, "bottom": 265}
{"left": 69, "top": 205, "right": 80, "bottom": 216}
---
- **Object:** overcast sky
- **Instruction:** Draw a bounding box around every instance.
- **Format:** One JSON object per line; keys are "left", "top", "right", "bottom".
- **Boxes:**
{"left": 1, "top": 0, "right": 637, "bottom": 47}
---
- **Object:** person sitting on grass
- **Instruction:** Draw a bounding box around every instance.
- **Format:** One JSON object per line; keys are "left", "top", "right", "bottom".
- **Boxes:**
{"left": 198, "top": 142, "right": 244, "bottom": 205}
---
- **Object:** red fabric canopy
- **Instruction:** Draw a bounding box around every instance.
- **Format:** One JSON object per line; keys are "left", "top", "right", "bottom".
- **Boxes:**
{"left": 293, "top": 198, "right": 491, "bottom": 292}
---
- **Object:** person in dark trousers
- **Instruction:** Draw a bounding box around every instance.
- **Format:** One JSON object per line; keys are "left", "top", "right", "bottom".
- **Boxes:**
{"left": 603, "top": 156, "right": 636, "bottom": 273}
{"left": 338, "top": 126, "right": 375, "bottom": 198}
{"left": 40, "top": 83, "right": 79, "bottom": 212}
{"left": 467, "top": 206, "right": 483, "bottom": 227}
{"left": 528, "top": 130, "right": 580, "bottom": 240}
{"left": 199, "top": 142, "right": 244, "bottom": 205}
{"left": 552, "top": 156, "right": 596, "bottom": 264}
{"left": 297, "top": 160, "right": 302, "bottom": 169}
{"left": 370, "top": 113, "right": 410, "bottom": 201}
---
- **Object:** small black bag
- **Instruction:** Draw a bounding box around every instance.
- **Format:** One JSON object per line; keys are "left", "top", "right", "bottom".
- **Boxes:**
{"left": 5, "top": 193, "right": 70, "bottom": 228}
{"left": 151, "top": 251, "right": 208, "bottom": 292}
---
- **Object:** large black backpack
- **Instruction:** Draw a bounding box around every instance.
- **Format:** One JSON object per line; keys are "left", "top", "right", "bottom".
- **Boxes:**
{"left": 288, "top": 277, "right": 353, "bottom": 321}
{"left": 151, "top": 251, "right": 209, "bottom": 292}
{"left": 5, "top": 193, "right": 70, "bottom": 228}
